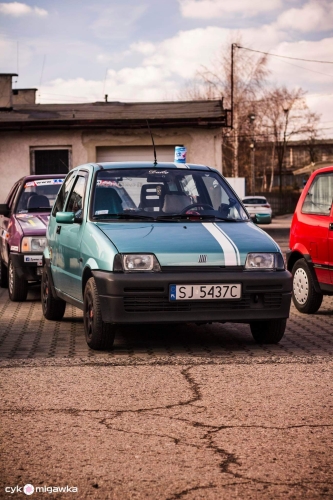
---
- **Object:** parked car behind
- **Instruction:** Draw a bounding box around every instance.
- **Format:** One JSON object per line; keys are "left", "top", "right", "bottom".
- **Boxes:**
{"left": 242, "top": 196, "right": 272, "bottom": 224}
{"left": 41, "top": 162, "right": 292, "bottom": 350}
{"left": 287, "top": 165, "right": 333, "bottom": 313}
{"left": 0, "top": 174, "right": 65, "bottom": 301}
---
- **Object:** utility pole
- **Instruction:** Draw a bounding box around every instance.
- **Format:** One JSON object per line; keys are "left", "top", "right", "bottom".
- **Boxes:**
{"left": 231, "top": 43, "right": 238, "bottom": 178}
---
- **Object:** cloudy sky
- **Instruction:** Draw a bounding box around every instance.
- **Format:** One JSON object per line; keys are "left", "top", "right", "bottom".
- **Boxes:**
{"left": 0, "top": 0, "right": 332, "bottom": 136}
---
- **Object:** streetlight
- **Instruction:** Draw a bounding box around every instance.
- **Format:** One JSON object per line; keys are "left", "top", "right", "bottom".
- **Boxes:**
{"left": 280, "top": 106, "right": 290, "bottom": 196}
{"left": 248, "top": 113, "right": 256, "bottom": 195}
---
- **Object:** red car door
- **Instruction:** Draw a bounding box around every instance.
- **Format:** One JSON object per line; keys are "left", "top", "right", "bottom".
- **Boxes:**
{"left": 298, "top": 170, "right": 333, "bottom": 286}
{"left": 329, "top": 204, "right": 333, "bottom": 284}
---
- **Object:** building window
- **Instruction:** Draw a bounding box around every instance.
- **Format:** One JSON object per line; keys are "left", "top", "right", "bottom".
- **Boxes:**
{"left": 30, "top": 147, "right": 71, "bottom": 175}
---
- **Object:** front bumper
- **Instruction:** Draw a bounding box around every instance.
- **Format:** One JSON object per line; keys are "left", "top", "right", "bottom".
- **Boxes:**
{"left": 10, "top": 253, "right": 43, "bottom": 281}
{"left": 93, "top": 269, "right": 292, "bottom": 324}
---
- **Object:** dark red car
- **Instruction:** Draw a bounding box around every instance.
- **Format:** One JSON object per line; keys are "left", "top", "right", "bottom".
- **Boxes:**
{"left": 287, "top": 165, "right": 333, "bottom": 313}
{"left": 0, "top": 174, "right": 65, "bottom": 301}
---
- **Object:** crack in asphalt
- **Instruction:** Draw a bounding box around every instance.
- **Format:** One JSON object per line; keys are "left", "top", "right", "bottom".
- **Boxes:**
{"left": 165, "top": 483, "right": 217, "bottom": 500}
{"left": 2, "top": 364, "right": 333, "bottom": 497}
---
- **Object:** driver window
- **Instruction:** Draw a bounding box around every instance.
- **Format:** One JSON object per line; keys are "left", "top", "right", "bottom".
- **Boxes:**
{"left": 302, "top": 173, "right": 333, "bottom": 215}
{"left": 52, "top": 171, "right": 76, "bottom": 216}
{"left": 66, "top": 174, "right": 87, "bottom": 214}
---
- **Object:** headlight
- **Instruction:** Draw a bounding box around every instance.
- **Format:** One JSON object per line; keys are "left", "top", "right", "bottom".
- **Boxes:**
{"left": 21, "top": 237, "right": 46, "bottom": 253}
{"left": 245, "top": 253, "right": 285, "bottom": 270}
{"left": 114, "top": 254, "right": 161, "bottom": 272}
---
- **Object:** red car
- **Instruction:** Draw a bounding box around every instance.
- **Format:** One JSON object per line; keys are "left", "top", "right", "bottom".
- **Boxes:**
{"left": 287, "top": 165, "right": 333, "bottom": 313}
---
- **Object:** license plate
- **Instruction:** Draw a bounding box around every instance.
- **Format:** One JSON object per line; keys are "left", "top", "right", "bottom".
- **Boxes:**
{"left": 169, "top": 284, "right": 241, "bottom": 301}
{"left": 24, "top": 255, "right": 43, "bottom": 266}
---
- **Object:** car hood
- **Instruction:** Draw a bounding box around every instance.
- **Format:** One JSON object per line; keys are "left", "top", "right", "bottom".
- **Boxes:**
{"left": 96, "top": 221, "right": 280, "bottom": 267}
{"left": 15, "top": 213, "right": 50, "bottom": 236}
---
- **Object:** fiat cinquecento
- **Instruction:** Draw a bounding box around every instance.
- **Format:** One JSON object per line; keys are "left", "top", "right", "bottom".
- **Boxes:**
{"left": 41, "top": 162, "right": 292, "bottom": 349}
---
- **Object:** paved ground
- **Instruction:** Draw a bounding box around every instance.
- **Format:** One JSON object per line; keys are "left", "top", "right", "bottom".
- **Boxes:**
{"left": 0, "top": 216, "right": 331, "bottom": 361}
{"left": 1, "top": 217, "right": 332, "bottom": 499}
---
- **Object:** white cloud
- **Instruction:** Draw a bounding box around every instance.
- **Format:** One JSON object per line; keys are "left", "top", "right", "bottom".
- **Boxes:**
{"left": 0, "top": 2, "right": 47, "bottom": 16}
{"left": 276, "top": 0, "right": 333, "bottom": 32}
{"left": 130, "top": 41, "right": 156, "bottom": 56}
{"left": 90, "top": 5, "right": 147, "bottom": 40}
{"left": 266, "top": 38, "right": 333, "bottom": 89}
{"left": 178, "top": 0, "right": 281, "bottom": 18}
{"left": 38, "top": 66, "right": 178, "bottom": 104}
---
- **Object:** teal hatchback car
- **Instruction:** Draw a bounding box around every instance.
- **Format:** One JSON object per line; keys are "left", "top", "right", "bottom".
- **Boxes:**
{"left": 42, "top": 162, "right": 292, "bottom": 349}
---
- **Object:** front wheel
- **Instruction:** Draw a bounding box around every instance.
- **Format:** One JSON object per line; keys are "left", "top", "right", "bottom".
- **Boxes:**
{"left": 250, "top": 318, "right": 286, "bottom": 344}
{"left": 8, "top": 257, "right": 28, "bottom": 301}
{"left": 41, "top": 266, "right": 66, "bottom": 320}
{"left": 83, "top": 277, "right": 115, "bottom": 350}
{"left": 0, "top": 256, "right": 8, "bottom": 288}
{"left": 292, "top": 259, "right": 323, "bottom": 314}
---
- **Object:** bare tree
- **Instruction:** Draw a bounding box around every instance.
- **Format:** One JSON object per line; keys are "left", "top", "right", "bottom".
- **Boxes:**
{"left": 179, "top": 39, "right": 270, "bottom": 178}
{"left": 261, "top": 86, "right": 320, "bottom": 193}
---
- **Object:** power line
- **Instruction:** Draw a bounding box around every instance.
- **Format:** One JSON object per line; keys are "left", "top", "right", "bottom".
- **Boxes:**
{"left": 236, "top": 45, "right": 333, "bottom": 65}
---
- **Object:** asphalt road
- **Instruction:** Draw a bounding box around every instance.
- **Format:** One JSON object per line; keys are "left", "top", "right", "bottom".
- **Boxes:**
{"left": 1, "top": 217, "right": 332, "bottom": 499}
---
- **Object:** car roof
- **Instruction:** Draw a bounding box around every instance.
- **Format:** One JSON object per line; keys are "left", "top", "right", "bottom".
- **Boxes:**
{"left": 19, "top": 174, "right": 67, "bottom": 182}
{"left": 82, "top": 161, "right": 211, "bottom": 172}
{"left": 311, "top": 165, "right": 333, "bottom": 175}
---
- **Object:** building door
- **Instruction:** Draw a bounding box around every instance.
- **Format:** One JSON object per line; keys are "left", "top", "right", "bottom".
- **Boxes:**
{"left": 96, "top": 146, "right": 175, "bottom": 163}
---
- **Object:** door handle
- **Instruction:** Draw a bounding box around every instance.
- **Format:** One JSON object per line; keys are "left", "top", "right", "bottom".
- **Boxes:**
{"left": 329, "top": 223, "right": 333, "bottom": 231}
{"left": 56, "top": 225, "right": 61, "bottom": 234}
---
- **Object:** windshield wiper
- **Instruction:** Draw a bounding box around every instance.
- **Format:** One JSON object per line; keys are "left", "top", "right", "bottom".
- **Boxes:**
{"left": 156, "top": 214, "right": 242, "bottom": 222}
{"left": 26, "top": 207, "right": 51, "bottom": 212}
{"left": 93, "top": 213, "right": 155, "bottom": 221}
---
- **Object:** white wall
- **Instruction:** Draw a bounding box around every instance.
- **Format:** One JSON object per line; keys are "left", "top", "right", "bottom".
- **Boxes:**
{"left": 225, "top": 177, "right": 245, "bottom": 199}
{"left": 0, "top": 127, "right": 222, "bottom": 202}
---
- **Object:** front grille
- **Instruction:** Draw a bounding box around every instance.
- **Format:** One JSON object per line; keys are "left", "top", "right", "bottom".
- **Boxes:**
{"left": 263, "top": 293, "right": 282, "bottom": 308}
{"left": 123, "top": 293, "right": 282, "bottom": 313}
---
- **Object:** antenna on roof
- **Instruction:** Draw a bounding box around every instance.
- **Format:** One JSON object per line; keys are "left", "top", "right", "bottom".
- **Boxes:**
{"left": 146, "top": 119, "right": 157, "bottom": 165}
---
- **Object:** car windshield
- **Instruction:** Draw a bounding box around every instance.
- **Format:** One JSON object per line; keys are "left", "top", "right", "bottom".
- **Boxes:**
{"left": 16, "top": 179, "right": 64, "bottom": 213}
{"left": 92, "top": 168, "right": 248, "bottom": 221}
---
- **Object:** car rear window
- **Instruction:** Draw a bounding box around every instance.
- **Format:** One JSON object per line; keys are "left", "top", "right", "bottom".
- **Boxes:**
{"left": 243, "top": 198, "right": 267, "bottom": 205}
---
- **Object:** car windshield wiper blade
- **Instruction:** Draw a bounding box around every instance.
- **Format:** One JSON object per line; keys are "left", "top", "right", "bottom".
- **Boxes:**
{"left": 93, "top": 213, "right": 155, "bottom": 220}
{"left": 156, "top": 214, "right": 241, "bottom": 222}
{"left": 26, "top": 207, "right": 51, "bottom": 212}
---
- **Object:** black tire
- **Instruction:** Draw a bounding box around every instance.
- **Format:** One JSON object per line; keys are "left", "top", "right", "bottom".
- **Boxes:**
{"left": 292, "top": 259, "right": 323, "bottom": 314}
{"left": 41, "top": 265, "right": 66, "bottom": 320}
{"left": 8, "top": 256, "right": 28, "bottom": 301}
{"left": 84, "top": 277, "right": 115, "bottom": 350}
{"left": 250, "top": 318, "right": 286, "bottom": 344}
{"left": 0, "top": 256, "right": 8, "bottom": 288}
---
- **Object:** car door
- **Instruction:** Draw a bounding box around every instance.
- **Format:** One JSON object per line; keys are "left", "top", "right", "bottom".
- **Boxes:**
{"left": 49, "top": 170, "right": 77, "bottom": 290}
{"left": 55, "top": 170, "right": 89, "bottom": 300}
{"left": 0, "top": 181, "right": 21, "bottom": 264}
{"left": 329, "top": 185, "right": 333, "bottom": 284}
{"left": 300, "top": 171, "right": 333, "bottom": 286}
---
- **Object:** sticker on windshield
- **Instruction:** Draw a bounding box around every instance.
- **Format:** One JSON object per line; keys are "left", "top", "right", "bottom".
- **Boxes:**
{"left": 24, "top": 179, "right": 64, "bottom": 188}
{"left": 149, "top": 170, "right": 169, "bottom": 175}
{"left": 97, "top": 180, "right": 120, "bottom": 188}
{"left": 95, "top": 210, "right": 109, "bottom": 215}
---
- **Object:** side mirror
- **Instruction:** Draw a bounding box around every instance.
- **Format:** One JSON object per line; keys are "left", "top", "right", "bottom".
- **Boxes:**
{"left": 0, "top": 204, "right": 10, "bottom": 217}
{"left": 56, "top": 212, "right": 74, "bottom": 224}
